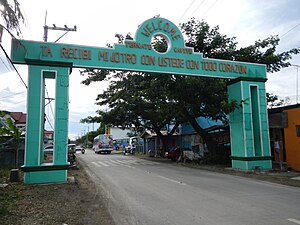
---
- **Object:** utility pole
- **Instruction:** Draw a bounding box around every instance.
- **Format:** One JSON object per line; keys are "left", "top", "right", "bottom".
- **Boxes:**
{"left": 43, "top": 11, "right": 77, "bottom": 42}
{"left": 292, "top": 65, "right": 299, "bottom": 104}
{"left": 86, "top": 126, "right": 89, "bottom": 148}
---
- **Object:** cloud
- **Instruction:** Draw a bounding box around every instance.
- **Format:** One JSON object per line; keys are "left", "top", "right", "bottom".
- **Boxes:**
{"left": 0, "top": 85, "right": 26, "bottom": 111}
{"left": 2, "top": 0, "right": 300, "bottom": 140}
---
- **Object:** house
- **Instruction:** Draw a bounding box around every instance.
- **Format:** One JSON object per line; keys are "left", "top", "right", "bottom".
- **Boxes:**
{"left": 141, "top": 117, "right": 230, "bottom": 159}
{"left": 141, "top": 130, "right": 180, "bottom": 156}
{"left": 44, "top": 130, "right": 54, "bottom": 144}
{"left": 9, "top": 112, "right": 55, "bottom": 143}
{"left": 268, "top": 104, "right": 300, "bottom": 171}
{"left": 180, "top": 117, "right": 230, "bottom": 159}
{"left": 10, "top": 112, "right": 27, "bottom": 130}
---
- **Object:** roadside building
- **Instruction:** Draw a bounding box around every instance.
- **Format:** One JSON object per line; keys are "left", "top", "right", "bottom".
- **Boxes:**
{"left": 268, "top": 104, "right": 300, "bottom": 171}
{"left": 10, "top": 112, "right": 26, "bottom": 131}
{"left": 141, "top": 130, "right": 180, "bottom": 156}
{"left": 141, "top": 117, "right": 229, "bottom": 160}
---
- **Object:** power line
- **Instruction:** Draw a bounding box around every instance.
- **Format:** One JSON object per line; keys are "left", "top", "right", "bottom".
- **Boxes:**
{"left": 189, "top": 0, "right": 206, "bottom": 19}
{"left": 0, "top": 91, "right": 24, "bottom": 100}
{"left": 0, "top": 43, "right": 27, "bottom": 89}
{"left": 178, "top": 0, "right": 197, "bottom": 22}
{"left": 0, "top": 25, "right": 27, "bottom": 89}
{"left": 0, "top": 24, "right": 19, "bottom": 40}
{"left": 45, "top": 84, "right": 55, "bottom": 130}
{"left": 280, "top": 23, "right": 300, "bottom": 39}
{"left": 45, "top": 114, "right": 54, "bottom": 130}
{"left": 0, "top": 55, "right": 11, "bottom": 72}
{"left": 201, "top": 0, "right": 219, "bottom": 18}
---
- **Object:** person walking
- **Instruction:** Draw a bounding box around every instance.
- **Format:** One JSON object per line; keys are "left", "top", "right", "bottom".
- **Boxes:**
{"left": 274, "top": 138, "right": 283, "bottom": 170}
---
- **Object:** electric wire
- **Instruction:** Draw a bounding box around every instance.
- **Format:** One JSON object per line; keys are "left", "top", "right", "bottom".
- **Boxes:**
{"left": 178, "top": 0, "right": 197, "bottom": 23}
{"left": 280, "top": 23, "right": 300, "bottom": 39}
{"left": 201, "top": 0, "right": 219, "bottom": 18}
{"left": 0, "top": 43, "right": 27, "bottom": 89}
{"left": 45, "top": 84, "right": 55, "bottom": 129}
{"left": 189, "top": 0, "right": 206, "bottom": 19}
{"left": 45, "top": 114, "right": 54, "bottom": 130}
{"left": 0, "top": 55, "right": 11, "bottom": 72}
{"left": 0, "top": 91, "right": 24, "bottom": 100}
{"left": 0, "top": 24, "right": 18, "bottom": 40}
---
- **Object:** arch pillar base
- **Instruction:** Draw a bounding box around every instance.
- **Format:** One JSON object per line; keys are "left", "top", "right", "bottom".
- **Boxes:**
{"left": 228, "top": 77, "right": 272, "bottom": 171}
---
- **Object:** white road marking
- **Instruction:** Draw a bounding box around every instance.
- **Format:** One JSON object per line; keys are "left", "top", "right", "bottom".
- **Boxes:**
{"left": 156, "top": 175, "right": 186, "bottom": 185}
{"left": 93, "top": 159, "right": 158, "bottom": 169}
{"left": 98, "top": 161, "right": 109, "bottom": 167}
{"left": 91, "top": 162, "right": 102, "bottom": 167}
{"left": 115, "top": 160, "right": 136, "bottom": 168}
{"left": 288, "top": 218, "right": 300, "bottom": 224}
{"left": 104, "top": 161, "right": 118, "bottom": 166}
{"left": 109, "top": 159, "right": 122, "bottom": 165}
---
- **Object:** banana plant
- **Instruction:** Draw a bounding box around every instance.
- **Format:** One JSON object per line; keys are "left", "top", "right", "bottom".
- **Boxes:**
{"left": 0, "top": 112, "right": 22, "bottom": 168}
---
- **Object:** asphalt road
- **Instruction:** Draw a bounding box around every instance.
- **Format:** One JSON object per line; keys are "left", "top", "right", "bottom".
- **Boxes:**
{"left": 77, "top": 149, "right": 300, "bottom": 225}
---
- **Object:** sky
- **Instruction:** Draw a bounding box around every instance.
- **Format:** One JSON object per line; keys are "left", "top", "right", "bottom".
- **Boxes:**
{"left": 0, "top": 0, "right": 300, "bottom": 140}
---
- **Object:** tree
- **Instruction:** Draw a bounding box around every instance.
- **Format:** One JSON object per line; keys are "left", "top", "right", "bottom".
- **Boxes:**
{"left": 168, "top": 19, "right": 300, "bottom": 151}
{"left": 90, "top": 71, "right": 182, "bottom": 151}
{"left": 0, "top": 0, "right": 24, "bottom": 40}
{"left": 181, "top": 18, "right": 299, "bottom": 72}
{"left": 266, "top": 93, "right": 284, "bottom": 108}
{"left": 80, "top": 18, "right": 299, "bottom": 153}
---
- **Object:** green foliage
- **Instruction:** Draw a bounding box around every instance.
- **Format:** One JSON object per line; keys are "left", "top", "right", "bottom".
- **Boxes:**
{"left": 0, "top": 112, "right": 22, "bottom": 167}
{"left": 266, "top": 93, "right": 285, "bottom": 108}
{"left": 180, "top": 19, "right": 300, "bottom": 73}
{"left": 0, "top": 0, "right": 24, "bottom": 37}
{"left": 95, "top": 71, "right": 179, "bottom": 135}
{"left": 80, "top": 18, "right": 299, "bottom": 151}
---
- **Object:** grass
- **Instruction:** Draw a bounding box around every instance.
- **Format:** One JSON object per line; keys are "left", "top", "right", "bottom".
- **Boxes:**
{"left": 0, "top": 167, "right": 11, "bottom": 180}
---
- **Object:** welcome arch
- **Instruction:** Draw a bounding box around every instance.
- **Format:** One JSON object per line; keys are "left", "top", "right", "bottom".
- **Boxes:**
{"left": 11, "top": 17, "right": 272, "bottom": 184}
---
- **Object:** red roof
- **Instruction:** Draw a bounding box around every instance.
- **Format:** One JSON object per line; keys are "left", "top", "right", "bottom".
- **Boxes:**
{"left": 10, "top": 112, "right": 27, "bottom": 124}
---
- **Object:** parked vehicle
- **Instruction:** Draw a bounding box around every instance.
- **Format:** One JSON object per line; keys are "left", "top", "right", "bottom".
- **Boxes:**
{"left": 113, "top": 138, "right": 130, "bottom": 151}
{"left": 93, "top": 134, "right": 114, "bottom": 154}
{"left": 75, "top": 145, "right": 85, "bottom": 154}
{"left": 68, "top": 144, "right": 76, "bottom": 165}
{"left": 43, "top": 144, "right": 77, "bottom": 164}
{"left": 123, "top": 136, "right": 143, "bottom": 155}
{"left": 44, "top": 144, "right": 54, "bottom": 155}
{"left": 165, "top": 147, "right": 181, "bottom": 161}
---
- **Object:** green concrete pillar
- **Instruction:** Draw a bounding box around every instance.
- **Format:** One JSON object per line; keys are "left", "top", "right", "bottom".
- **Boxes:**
{"left": 22, "top": 66, "right": 70, "bottom": 184}
{"left": 228, "top": 78, "right": 272, "bottom": 171}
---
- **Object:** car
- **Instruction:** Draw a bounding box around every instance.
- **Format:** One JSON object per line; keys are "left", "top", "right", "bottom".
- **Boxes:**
{"left": 43, "top": 144, "right": 76, "bottom": 154}
{"left": 165, "top": 147, "right": 181, "bottom": 161}
{"left": 44, "top": 144, "right": 54, "bottom": 155}
{"left": 68, "top": 144, "right": 76, "bottom": 153}
{"left": 75, "top": 145, "right": 85, "bottom": 153}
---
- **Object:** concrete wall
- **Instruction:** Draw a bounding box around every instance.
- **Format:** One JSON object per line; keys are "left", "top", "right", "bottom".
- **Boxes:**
{"left": 284, "top": 108, "right": 300, "bottom": 171}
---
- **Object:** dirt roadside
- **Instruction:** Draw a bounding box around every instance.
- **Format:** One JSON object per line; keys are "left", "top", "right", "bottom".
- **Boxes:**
{"left": 0, "top": 162, "right": 115, "bottom": 225}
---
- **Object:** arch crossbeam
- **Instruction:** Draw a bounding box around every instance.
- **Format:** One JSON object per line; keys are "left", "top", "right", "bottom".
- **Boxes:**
{"left": 10, "top": 17, "right": 271, "bottom": 184}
